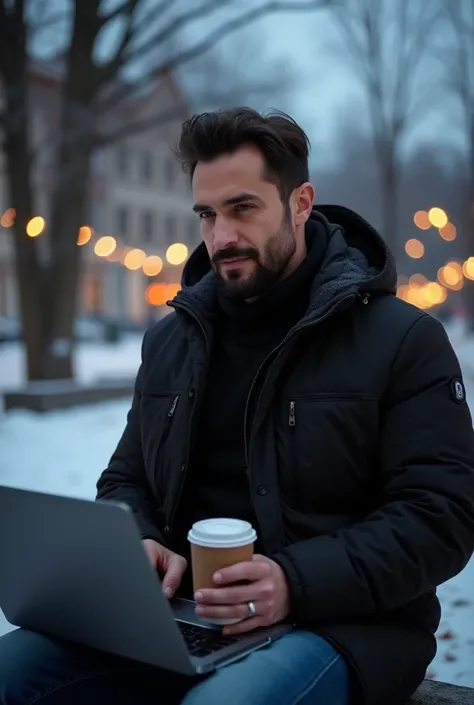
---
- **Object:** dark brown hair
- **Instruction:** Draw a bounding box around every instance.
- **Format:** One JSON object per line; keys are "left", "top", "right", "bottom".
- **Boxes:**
{"left": 176, "top": 107, "right": 310, "bottom": 201}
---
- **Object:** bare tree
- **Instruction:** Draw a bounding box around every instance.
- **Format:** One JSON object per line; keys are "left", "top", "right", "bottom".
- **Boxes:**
{"left": 442, "top": 0, "right": 474, "bottom": 329}
{"left": 0, "top": 0, "right": 331, "bottom": 382}
{"left": 327, "top": 0, "right": 441, "bottom": 256}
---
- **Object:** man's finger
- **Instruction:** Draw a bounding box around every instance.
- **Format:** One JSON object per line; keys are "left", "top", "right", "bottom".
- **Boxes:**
{"left": 213, "top": 560, "right": 270, "bottom": 586}
{"left": 162, "top": 554, "right": 186, "bottom": 597}
{"left": 195, "top": 585, "right": 254, "bottom": 605}
{"left": 195, "top": 602, "right": 249, "bottom": 621}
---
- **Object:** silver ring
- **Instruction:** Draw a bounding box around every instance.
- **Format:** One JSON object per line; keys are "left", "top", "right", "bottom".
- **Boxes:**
{"left": 247, "top": 600, "right": 256, "bottom": 618}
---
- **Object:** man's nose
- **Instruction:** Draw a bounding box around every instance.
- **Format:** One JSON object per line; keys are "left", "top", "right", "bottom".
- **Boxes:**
{"left": 213, "top": 217, "right": 239, "bottom": 251}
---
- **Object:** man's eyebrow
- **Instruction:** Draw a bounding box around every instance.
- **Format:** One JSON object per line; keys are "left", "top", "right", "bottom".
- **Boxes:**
{"left": 192, "top": 192, "right": 263, "bottom": 213}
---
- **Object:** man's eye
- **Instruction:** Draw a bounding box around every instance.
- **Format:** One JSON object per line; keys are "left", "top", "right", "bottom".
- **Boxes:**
{"left": 199, "top": 211, "right": 214, "bottom": 220}
{"left": 235, "top": 203, "right": 254, "bottom": 212}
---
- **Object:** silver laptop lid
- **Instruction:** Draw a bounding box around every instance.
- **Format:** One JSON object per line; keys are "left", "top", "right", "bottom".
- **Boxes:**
{"left": 0, "top": 486, "right": 195, "bottom": 674}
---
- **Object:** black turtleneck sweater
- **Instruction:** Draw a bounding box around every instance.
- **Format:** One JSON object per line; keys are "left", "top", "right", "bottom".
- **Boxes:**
{"left": 170, "top": 225, "right": 327, "bottom": 598}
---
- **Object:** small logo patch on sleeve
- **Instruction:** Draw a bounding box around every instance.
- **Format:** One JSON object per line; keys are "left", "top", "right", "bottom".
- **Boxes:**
{"left": 451, "top": 378, "right": 466, "bottom": 403}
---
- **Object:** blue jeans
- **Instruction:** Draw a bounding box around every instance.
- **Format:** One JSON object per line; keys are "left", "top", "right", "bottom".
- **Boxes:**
{"left": 0, "top": 628, "right": 351, "bottom": 704}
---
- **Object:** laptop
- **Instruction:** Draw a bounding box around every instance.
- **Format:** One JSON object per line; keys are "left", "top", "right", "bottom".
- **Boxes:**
{"left": 0, "top": 486, "right": 292, "bottom": 675}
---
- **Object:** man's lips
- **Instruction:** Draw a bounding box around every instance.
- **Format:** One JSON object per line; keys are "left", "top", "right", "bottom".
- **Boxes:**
{"left": 218, "top": 257, "right": 251, "bottom": 266}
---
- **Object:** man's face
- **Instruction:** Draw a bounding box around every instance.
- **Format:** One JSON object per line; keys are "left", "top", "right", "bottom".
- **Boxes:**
{"left": 192, "top": 145, "right": 298, "bottom": 300}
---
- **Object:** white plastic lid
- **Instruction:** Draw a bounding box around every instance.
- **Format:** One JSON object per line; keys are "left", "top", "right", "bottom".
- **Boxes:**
{"left": 187, "top": 518, "right": 257, "bottom": 548}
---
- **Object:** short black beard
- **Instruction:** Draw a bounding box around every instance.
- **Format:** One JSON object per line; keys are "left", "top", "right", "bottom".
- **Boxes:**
{"left": 214, "top": 210, "right": 296, "bottom": 301}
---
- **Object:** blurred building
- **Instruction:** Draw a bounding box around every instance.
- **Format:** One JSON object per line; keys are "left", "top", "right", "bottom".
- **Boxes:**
{"left": 0, "top": 60, "right": 199, "bottom": 326}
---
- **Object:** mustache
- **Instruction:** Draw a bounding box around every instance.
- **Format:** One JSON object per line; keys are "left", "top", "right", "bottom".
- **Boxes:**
{"left": 211, "top": 247, "right": 259, "bottom": 266}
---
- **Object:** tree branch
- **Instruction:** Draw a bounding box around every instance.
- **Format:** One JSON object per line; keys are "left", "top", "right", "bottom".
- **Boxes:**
{"left": 94, "top": 69, "right": 294, "bottom": 149}
{"left": 95, "top": 105, "right": 188, "bottom": 149}
{"left": 98, "top": 0, "right": 332, "bottom": 119}
{"left": 126, "top": 0, "right": 239, "bottom": 64}
{"left": 151, "top": 0, "right": 332, "bottom": 74}
{"left": 96, "top": 0, "right": 141, "bottom": 84}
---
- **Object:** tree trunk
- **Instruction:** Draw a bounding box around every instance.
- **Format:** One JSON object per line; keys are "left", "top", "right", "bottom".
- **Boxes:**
{"left": 5, "top": 139, "right": 46, "bottom": 381}
{"left": 2, "top": 28, "right": 46, "bottom": 381}
{"left": 38, "top": 122, "right": 93, "bottom": 380}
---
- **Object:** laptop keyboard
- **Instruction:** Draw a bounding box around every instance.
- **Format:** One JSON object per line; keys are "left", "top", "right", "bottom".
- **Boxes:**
{"left": 177, "top": 622, "right": 241, "bottom": 657}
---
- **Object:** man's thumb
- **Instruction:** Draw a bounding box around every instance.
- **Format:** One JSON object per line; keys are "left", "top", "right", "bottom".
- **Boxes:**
{"left": 162, "top": 553, "right": 186, "bottom": 598}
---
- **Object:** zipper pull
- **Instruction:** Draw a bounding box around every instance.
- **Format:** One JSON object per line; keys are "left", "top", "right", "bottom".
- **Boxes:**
{"left": 168, "top": 395, "right": 179, "bottom": 417}
{"left": 362, "top": 293, "right": 370, "bottom": 305}
{"left": 289, "top": 401, "right": 296, "bottom": 427}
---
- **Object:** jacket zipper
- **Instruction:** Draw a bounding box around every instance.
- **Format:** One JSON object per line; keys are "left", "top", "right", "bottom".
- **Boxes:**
{"left": 165, "top": 299, "right": 210, "bottom": 533}
{"left": 243, "top": 292, "right": 361, "bottom": 469}
{"left": 289, "top": 401, "right": 296, "bottom": 427}
{"left": 150, "top": 394, "right": 179, "bottom": 511}
{"left": 168, "top": 395, "right": 179, "bottom": 417}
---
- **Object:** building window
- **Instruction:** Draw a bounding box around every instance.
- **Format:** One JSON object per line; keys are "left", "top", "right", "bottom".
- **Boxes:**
{"left": 164, "top": 155, "right": 176, "bottom": 189}
{"left": 117, "top": 145, "right": 129, "bottom": 179}
{"left": 116, "top": 205, "right": 129, "bottom": 239}
{"left": 164, "top": 214, "right": 176, "bottom": 245}
{"left": 141, "top": 151, "right": 154, "bottom": 184}
{"left": 142, "top": 210, "right": 154, "bottom": 244}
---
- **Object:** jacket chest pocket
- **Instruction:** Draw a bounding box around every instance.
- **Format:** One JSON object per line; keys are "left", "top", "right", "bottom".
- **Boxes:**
{"left": 140, "top": 392, "right": 182, "bottom": 492}
{"left": 277, "top": 394, "right": 380, "bottom": 511}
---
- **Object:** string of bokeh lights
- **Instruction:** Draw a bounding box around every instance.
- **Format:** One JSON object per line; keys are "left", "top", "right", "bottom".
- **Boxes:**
{"left": 1, "top": 205, "right": 474, "bottom": 311}
{"left": 398, "top": 206, "right": 474, "bottom": 311}
{"left": 0, "top": 208, "right": 188, "bottom": 307}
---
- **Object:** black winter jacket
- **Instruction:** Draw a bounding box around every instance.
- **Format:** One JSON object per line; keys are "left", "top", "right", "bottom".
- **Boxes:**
{"left": 97, "top": 206, "right": 474, "bottom": 705}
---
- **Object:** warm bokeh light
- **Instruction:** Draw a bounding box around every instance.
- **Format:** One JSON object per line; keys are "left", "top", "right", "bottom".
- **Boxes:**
{"left": 166, "top": 243, "right": 188, "bottom": 266}
{"left": 397, "top": 284, "right": 410, "bottom": 300}
{"left": 397, "top": 280, "right": 447, "bottom": 309}
{"left": 166, "top": 283, "right": 182, "bottom": 299}
{"left": 463, "top": 257, "right": 474, "bottom": 281}
{"left": 143, "top": 255, "right": 164, "bottom": 277}
{"left": 94, "top": 236, "right": 117, "bottom": 257}
{"left": 77, "top": 225, "right": 93, "bottom": 246}
{"left": 438, "top": 262, "right": 463, "bottom": 290}
{"left": 422, "top": 282, "right": 447, "bottom": 306}
{"left": 405, "top": 239, "right": 424, "bottom": 259}
{"left": 428, "top": 207, "right": 448, "bottom": 228}
{"left": 413, "top": 211, "right": 431, "bottom": 230}
{"left": 124, "top": 248, "right": 146, "bottom": 270}
{"left": 409, "top": 273, "right": 427, "bottom": 286}
{"left": 26, "top": 216, "right": 46, "bottom": 237}
{"left": 107, "top": 247, "right": 123, "bottom": 262}
{"left": 0, "top": 208, "right": 15, "bottom": 228}
{"left": 438, "top": 222, "right": 456, "bottom": 242}
{"left": 145, "top": 282, "right": 181, "bottom": 306}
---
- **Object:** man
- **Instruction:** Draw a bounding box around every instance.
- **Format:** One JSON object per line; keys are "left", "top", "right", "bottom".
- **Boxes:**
{"left": 1, "top": 108, "right": 474, "bottom": 705}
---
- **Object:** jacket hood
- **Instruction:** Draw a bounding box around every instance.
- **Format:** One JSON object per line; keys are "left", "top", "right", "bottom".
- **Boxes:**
{"left": 175, "top": 205, "right": 397, "bottom": 318}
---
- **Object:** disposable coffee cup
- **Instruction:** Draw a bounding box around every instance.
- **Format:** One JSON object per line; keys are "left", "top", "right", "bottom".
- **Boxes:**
{"left": 188, "top": 518, "right": 257, "bottom": 625}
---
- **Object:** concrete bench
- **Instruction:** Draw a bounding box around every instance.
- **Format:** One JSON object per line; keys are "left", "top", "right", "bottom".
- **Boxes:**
{"left": 409, "top": 679, "right": 474, "bottom": 703}
{"left": 3, "top": 378, "right": 134, "bottom": 412}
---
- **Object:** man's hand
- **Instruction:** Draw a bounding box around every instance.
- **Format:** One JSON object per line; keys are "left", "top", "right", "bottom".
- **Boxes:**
{"left": 142, "top": 538, "right": 187, "bottom": 598}
{"left": 194, "top": 554, "right": 291, "bottom": 635}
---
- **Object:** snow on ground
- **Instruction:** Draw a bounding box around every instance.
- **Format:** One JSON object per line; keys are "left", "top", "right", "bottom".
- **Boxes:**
{"left": 0, "top": 321, "right": 474, "bottom": 687}
{"left": 0, "top": 333, "right": 143, "bottom": 394}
